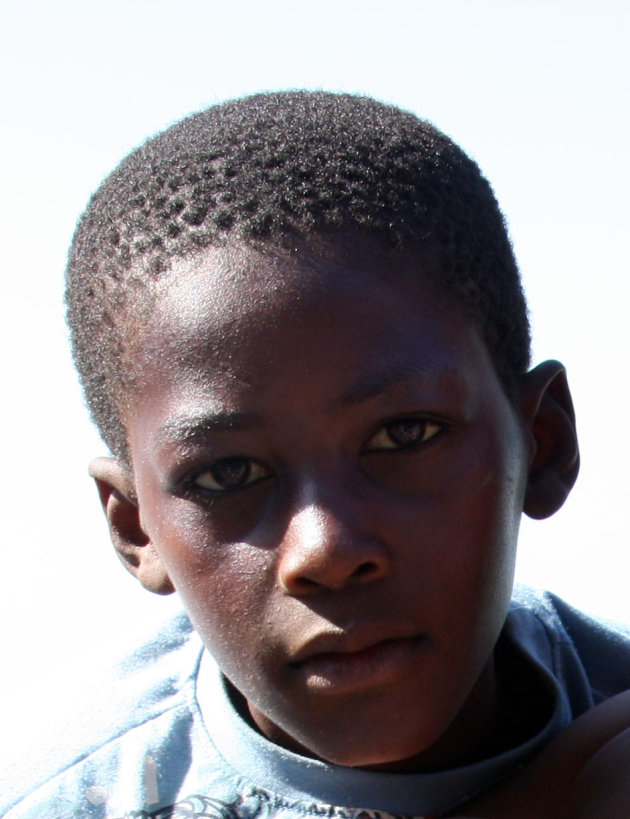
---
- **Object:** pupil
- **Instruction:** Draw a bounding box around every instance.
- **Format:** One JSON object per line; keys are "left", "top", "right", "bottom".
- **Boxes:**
{"left": 212, "top": 458, "right": 250, "bottom": 487}
{"left": 388, "top": 420, "right": 424, "bottom": 445}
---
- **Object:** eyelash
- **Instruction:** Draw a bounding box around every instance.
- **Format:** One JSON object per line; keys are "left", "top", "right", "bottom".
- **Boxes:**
{"left": 363, "top": 417, "right": 443, "bottom": 453}
{"left": 185, "top": 416, "right": 443, "bottom": 495}
{"left": 188, "top": 457, "right": 271, "bottom": 494}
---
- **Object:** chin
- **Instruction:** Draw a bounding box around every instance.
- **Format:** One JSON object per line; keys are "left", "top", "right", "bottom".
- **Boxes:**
{"left": 250, "top": 691, "right": 452, "bottom": 771}
{"left": 325, "top": 748, "right": 427, "bottom": 772}
{"left": 305, "top": 730, "right": 440, "bottom": 771}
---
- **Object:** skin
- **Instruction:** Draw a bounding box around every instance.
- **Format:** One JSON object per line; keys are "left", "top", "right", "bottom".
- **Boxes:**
{"left": 91, "top": 235, "right": 579, "bottom": 775}
{"left": 449, "top": 689, "right": 630, "bottom": 817}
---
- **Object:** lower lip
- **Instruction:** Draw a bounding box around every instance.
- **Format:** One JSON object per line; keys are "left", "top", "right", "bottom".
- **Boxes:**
{"left": 293, "top": 636, "right": 427, "bottom": 694}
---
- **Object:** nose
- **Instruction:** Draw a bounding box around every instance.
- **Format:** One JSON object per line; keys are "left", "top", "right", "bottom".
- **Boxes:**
{"left": 276, "top": 490, "right": 390, "bottom": 595}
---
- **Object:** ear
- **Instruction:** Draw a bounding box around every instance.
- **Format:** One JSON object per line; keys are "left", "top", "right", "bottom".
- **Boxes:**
{"left": 519, "top": 360, "right": 580, "bottom": 520}
{"left": 89, "top": 457, "right": 175, "bottom": 595}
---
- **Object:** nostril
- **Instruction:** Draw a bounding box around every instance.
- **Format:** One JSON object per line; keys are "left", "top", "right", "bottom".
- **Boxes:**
{"left": 352, "top": 561, "right": 379, "bottom": 579}
{"left": 279, "top": 561, "right": 381, "bottom": 595}
{"left": 279, "top": 574, "right": 320, "bottom": 594}
{"left": 295, "top": 576, "right": 319, "bottom": 591}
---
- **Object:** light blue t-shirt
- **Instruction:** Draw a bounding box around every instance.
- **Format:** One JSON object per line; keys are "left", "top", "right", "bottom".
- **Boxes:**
{"left": 4, "top": 587, "right": 630, "bottom": 818}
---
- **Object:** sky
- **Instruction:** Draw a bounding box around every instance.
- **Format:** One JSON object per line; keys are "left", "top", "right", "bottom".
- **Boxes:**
{"left": 1, "top": 0, "right": 629, "bottom": 732}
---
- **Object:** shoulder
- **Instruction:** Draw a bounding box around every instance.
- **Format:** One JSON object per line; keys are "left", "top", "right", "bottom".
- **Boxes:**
{"left": 509, "top": 585, "right": 630, "bottom": 666}
{"left": 454, "top": 690, "right": 630, "bottom": 818}
{"left": 1, "top": 611, "right": 204, "bottom": 817}
{"left": 507, "top": 585, "right": 630, "bottom": 712}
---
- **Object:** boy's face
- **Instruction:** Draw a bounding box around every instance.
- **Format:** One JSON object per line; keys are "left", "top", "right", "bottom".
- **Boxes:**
{"left": 120, "top": 237, "right": 532, "bottom": 770}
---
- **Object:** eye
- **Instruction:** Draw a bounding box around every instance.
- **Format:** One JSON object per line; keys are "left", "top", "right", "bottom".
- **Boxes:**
{"left": 365, "top": 417, "right": 442, "bottom": 452}
{"left": 191, "top": 457, "right": 271, "bottom": 492}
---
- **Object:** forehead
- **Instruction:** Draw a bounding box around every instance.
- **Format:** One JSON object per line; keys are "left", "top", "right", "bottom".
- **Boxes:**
{"left": 123, "top": 238, "right": 499, "bottom": 432}
{"left": 139, "top": 236, "right": 467, "bottom": 362}
{"left": 129, "top": 242, "right": 499, "bottom": 407}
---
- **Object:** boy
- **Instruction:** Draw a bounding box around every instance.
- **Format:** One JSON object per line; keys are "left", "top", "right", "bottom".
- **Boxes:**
{"left": 4, "top": 91, "right": 630, "bottom": 817}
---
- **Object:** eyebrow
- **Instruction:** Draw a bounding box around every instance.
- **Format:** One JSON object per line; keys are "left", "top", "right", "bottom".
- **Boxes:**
{"left": 156, "top": 365, "right": 462, "bottom": 445}
{"left": 157, "top": 410, "right": 264, "bottom": 445}
{"left": 335, "top": 363, "right": 462, "bottom": 409}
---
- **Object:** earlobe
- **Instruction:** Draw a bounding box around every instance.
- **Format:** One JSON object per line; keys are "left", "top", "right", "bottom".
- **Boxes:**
{"left": 89, "top": 457, "right": 175, "bottom": 595}
{"left": 519, "top": 361, "right": 580, "bottom": 520}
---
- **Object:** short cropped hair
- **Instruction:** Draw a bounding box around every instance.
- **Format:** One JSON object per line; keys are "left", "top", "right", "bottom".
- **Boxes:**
{"left": 66, "top": 91, "right": 530, "bottom": 462}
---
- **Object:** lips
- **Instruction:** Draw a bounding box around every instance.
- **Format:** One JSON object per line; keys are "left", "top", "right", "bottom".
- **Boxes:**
{"left": 290, "top": 631, "right": 427, "bottom": 695}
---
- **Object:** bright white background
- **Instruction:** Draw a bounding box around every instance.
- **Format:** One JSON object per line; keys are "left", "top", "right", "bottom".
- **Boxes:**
{"left": 1, "top": 1, "right": 629, "bottom": 735}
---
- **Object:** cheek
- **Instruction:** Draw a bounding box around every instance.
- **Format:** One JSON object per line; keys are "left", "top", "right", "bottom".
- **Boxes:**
{"left": 165, "top": 534, "right": 279, "bottom": 676}
{"left": 142, "top": 494, "right": 277, "bottom": 633}
{"left": 407, "top": 433, "right": 525, "bottom": 620}
{"left": 453, "top": 415, "right": 527, "bottom": 532}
